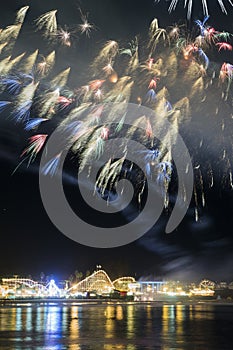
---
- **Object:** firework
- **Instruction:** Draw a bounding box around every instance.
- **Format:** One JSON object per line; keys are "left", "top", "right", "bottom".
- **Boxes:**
{"left": 0, "top": 7, "right": 232, "bottom": 225}
{"left": 21, "top": 134, "right": 48, "bottom": 164}
{"left": 78, "top": 8, "right": 95, "bottom": 37}
{"left": 155, "top": 0, "right": 233, "bottom": 19}
{"left": 36, "top": 51, "right": 55, "bottom": 76}
{"left": 15, "top": 5, "right": 29, "bottom": 24}
{"left": 55, "top": 27, "right": 72, "bottom": 47}
{"left": 34, "top": 10, "right": 57, "bottom": 39}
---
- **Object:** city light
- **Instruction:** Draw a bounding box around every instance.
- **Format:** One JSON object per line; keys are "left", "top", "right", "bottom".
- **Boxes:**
{"left": 0, "top": 270, "right": 232, "bottom": 301}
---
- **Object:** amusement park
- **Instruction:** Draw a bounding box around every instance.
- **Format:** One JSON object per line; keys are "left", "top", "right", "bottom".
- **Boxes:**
{"left": 1, "top": 268, "right": 233, "bottom": 302}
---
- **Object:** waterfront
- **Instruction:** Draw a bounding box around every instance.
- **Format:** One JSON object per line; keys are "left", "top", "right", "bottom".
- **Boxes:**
{"left": 0, "top": 302, "right": 233, "bottom": 349}
{"left": 2, "top": 270, "right": 231, "bottom": 301}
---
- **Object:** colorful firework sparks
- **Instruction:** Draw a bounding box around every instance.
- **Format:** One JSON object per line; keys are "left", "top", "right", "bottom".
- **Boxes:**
{"left": 21, "top": 134, "right": 48, "bottom": 164}
{"left": 0, "top": 6, "right": 233, "bottom": 223}
{"left": 155, "top": 0, "right": 233, "bottom": 19}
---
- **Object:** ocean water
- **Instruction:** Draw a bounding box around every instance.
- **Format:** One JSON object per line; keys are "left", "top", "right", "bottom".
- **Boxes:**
{"left": 0, "top": 302, "right": 233, "bottom": 350}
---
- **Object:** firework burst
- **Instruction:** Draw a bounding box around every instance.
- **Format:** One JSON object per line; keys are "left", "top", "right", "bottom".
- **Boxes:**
{"left": 0, "top": 6, "right": 232, "bottom": 225}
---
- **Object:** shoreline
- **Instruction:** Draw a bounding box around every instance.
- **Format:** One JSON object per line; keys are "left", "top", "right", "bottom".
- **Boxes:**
{"left": 0, "top": 298, "right": 233, "bottom": 306}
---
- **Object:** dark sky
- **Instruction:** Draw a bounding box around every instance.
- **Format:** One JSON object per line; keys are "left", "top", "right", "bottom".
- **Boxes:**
{"left": 0, "top": 0, "right": 233, "bottom": 282}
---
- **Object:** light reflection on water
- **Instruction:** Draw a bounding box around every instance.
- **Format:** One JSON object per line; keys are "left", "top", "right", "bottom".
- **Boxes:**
{"left": 0, "top": 302, "right": 232, "bottom": 349}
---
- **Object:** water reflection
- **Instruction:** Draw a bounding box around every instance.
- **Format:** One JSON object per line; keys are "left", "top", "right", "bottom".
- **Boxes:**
{"left": 70, "top": 306, "right": 79, "bottom": 340}
{"left": 16, "top": 307, "right": 22, "bottom": 331}
{"left": 162, "top": 304, "right": 175, "bottom": 334}
{"left": 105, "top": 305, "right": 115, "bottom": 339}
{"left": 127, "top": 304, "right": 135, "bottom": 339}
{"left": 161, "top": 303, "right": 222, "bottom": 350}
{"left": 116, "top": 305, "right": 123, "bottom": 321}
{"left": 26, "top": 307, "right": 32, "bottom": 331}
{"left": 192, "top": 304, "right": 215, "bottom": 320}
{"left": 0, "top": 302, "right": 232, "bottom": 349}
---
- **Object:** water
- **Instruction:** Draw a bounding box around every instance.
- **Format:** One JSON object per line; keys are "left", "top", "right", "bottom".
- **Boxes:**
{"left": 0, "top": 302, "right": 233, "bottom": 349}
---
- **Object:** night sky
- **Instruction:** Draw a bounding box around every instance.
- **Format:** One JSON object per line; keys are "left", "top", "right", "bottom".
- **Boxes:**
{"left": 0, "top": 0, "right": 233, "bottom": 282}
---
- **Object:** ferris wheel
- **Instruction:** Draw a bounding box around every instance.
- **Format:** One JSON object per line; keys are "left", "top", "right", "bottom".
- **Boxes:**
{"left": 199, "top": 279, "right": 215, "bottom": 290}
